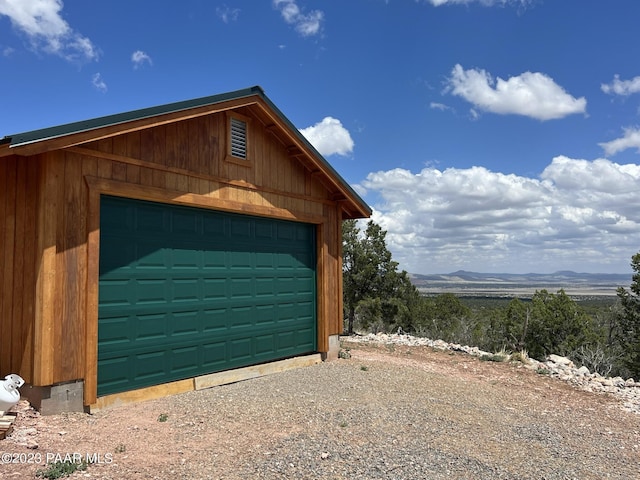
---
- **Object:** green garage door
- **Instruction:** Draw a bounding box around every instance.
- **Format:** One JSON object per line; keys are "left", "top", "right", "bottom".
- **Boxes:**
{"left": 98, "top": 196, "right": 316, "bottom": 396}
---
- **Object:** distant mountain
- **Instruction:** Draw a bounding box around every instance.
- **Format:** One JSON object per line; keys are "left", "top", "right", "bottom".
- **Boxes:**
{"left": 410, "top": 270, "right": 632, "bottom": 297}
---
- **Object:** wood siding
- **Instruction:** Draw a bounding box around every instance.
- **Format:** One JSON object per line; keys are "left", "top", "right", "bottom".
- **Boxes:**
{"left": 0, "top": 156, "right": 38, "bottom": 383}
{"left": 1, "top": 108, "right": 347, "bottom": 405}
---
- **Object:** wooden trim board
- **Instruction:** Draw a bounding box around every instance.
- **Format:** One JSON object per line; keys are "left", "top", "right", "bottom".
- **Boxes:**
{"left": 194, "top": 354, "right": 322, "bottom": 390}
{"left": 89, "top": 354, "right": 322, "bottom": 412}
{"left": 89, "top": 378, "right": 194, "bottom": 412}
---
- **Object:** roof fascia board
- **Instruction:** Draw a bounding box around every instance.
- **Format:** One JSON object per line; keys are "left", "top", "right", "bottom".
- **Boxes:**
{"left": 3, "top": 95, "right": 261, "bottom": 158}
{"left": 4, "top": 86, "right": 263, "bottom": 148}
{"left": 252, "top": 98, "right": 371, "bottom": 218}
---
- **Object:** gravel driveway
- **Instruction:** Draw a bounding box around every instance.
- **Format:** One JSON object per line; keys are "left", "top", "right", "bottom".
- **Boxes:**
{"left": 3, "top": 340, "right": 640, "bottom": 479}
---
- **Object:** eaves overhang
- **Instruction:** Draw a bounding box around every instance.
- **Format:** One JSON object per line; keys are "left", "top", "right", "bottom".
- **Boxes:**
{"left": 0, "top": 86, "right": 371, "bottom": 218}
{"left": 1, "top": 87, "right": 264, "bottom": 148}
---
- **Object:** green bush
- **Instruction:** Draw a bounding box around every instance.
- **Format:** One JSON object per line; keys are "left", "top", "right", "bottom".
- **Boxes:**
{"left": 36, "top": 461, "right": 87, "bottom": 479}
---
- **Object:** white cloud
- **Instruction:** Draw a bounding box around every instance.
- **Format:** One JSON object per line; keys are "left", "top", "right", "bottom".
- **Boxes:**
{"left": 599, "top": 127, "right": 640, "bottom": 157}
{"left": 601, "top": 74, "right": 640, "bottom": 96}
{"left": 131, "top": 50, "right": 152, "bottom": 69}
{"left": 359, "top": 156, "right": 640, "bottom": 273}
{"left": 0, "top": 0, "right": 98, "bottom": 62}
{"left": 300, "top": 117, "right": 354, "bottom": 157}
{"left": 91, "top": 72, "right": 107, "bottom": 93}
{"left": 216, "top": 5, "right": 240, "bottom": 23}
{"left": 273, "top": 0, "right": 324, "bottom": 37}
{"left": 430, "top": 102, "right": 452, "bottom": 112}
{"left": 445, "top": 64, "right": 587, "bottom": 121}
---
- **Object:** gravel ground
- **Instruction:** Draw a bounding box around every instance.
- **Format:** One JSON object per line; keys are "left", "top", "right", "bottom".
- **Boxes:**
{"left": 2, "top": 340, "right": 640, "bottom": 479}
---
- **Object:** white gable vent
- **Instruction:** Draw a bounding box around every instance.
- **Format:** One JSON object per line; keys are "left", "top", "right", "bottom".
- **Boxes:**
{"left": 230, "top": 117, "right": 247, "bottom": 159}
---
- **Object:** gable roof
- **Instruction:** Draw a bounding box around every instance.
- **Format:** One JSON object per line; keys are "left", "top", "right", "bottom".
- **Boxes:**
{"left": 0, "top": 86, "right": 370, "bottom": 219}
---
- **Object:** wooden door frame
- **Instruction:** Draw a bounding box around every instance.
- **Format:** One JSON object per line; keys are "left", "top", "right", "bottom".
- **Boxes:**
{"left": 83, "top": 176, "right": 327, "bottom": 405}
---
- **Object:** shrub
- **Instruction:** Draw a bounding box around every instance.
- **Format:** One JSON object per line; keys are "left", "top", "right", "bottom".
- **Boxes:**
{"left": 36, "top": 461, "right": 87, "bottom": 479}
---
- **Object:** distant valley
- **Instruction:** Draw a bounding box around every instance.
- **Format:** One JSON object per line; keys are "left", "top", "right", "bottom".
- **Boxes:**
{"left": 411, "top": 270, "right": 632, "bottom": 298}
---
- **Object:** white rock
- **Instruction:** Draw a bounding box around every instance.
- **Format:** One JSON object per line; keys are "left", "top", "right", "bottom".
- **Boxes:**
{"left": 612, "top": 377, "right": 625, "bottom": 387}
{"left": 598, "top": 378, "right": 614, "bottom": 387}
{"left": 577, "top": 366, "right": 590, "bottom": 376}
{"left": 547, "top": 354, "right": 575, "bottom": 368}
{"left": 341, "top": 333, "right": 640, "bottom": 414}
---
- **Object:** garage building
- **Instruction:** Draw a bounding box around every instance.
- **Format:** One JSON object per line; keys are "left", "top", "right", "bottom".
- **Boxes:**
{"left": 0, "top": 86, "right": 370, "bottom": 413}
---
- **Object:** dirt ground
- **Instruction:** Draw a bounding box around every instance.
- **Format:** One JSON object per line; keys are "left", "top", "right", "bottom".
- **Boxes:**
{"left": 1, "top": 341, "right": 639, "bottom": 479}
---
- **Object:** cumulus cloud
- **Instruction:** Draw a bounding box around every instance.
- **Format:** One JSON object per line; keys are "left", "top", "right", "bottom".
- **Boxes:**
{"left": 445, "top": 64, "right": 587, "bottom": 121}
{"left": 91, "top": 72, "right": 107, "bottom": 93}
{"left": 359, "top": 156, "right": 640, "bottom": 273}
{"left": 300, "top": 117, "right": 354, "bottom": 157}
{"left": 601, "top": 74, "right": 640, "bottom": 96}
{"left": 599, "top": 127, "right": 640, "bottom": 157}
{"left": 273, "top": 0, "right": 324, "bottom": 37}
{"left": 0, "top": 0, "right": 98, "bottom": 62}
{"left": 131, "top": 50, "right": 152, "bottom": 69}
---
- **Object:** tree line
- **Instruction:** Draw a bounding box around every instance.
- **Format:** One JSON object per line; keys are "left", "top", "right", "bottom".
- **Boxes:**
{"left": 342, "top": 219, "right": 640, "bottom": 380}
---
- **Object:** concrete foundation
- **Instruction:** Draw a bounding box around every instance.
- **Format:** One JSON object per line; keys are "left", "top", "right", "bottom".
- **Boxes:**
{"left": 322, "top": 334, "right": 341, "bottom": 361}
{"left": 23, "top": 380, "right": 84, "bottom": 415}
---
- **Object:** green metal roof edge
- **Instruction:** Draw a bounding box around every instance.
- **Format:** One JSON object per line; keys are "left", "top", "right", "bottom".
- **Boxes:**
{"left": 2, "top": 85, "right": 371, "bottom": 216}
{"left": 2, "top": 86, "right": 264, "bottom": 147}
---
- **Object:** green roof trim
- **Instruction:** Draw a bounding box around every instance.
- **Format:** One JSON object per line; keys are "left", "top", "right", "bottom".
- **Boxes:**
{"left": 2, "top": 85, "right": 371, "bottom": 216}
{"left": 2, "top": 86, "right": 265, "bottom": 147}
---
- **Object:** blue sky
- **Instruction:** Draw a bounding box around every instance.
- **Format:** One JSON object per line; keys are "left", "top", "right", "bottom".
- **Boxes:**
{"left": 2, "top": 0, "right": 640, "bottom": 275}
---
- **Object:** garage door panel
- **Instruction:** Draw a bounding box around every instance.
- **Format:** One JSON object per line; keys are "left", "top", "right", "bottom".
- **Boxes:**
{"left": 136, "top": 279, "right": 167, "bottom": 304}
{"left": 255, "top": 304, "right": 276, "bottom": 325}
{"left": 136, "top": 246, "right": 169, "bottom": 270}
{"left": 171, "top": 310, "right": 200, "bottom": 332}
{"left": 98, "top": 196, "right": 316, "bottom": 396}
{"left": 99, "top": 279, "right": 133, "bottom": 306}
{"left": 203, "top": 251, "right": 227, "bottom": 269}
{"left": 101, "top": 244, "right": 137, "bottom": 274}
{"left": 99, "top": 329, "right": 315, "bottom": 376}
{"left": 171, "top": 345, "right": 201, "bottom": 374}
{"left": 136, "top": 351, "right": 166, "bottom": 378}
{"left": 172, "top": 279, "right": 200, "bottom": 302}
{"left": 171, "top": 248, "right": 201, "bottom": 269}
{"left": 202, "top": 215, "right": 226, "bottom": 236}
{"left": 135, "top": 313, "right": 168, "bottom": 343}
{"left": 202, "top": 308, "right": 228, "bottom": 332}
{"left": 172, "top": 210, "right": 200, "bottom": 234}
{"left": 136, "top": 204, "right": 167, "bottom": 233}
{"left": 202, "top": 342, "right": 227, "bottom": 367}
{"left": 230, "top": 251, "right": 252, "bottom": 269}
{"left": 230, "top": 338, "right": 252, "bottom": 361}
{"left": 255, "top": 334, "right": 275, "bottom": 355}
{"left": 255, "top": 221, "right": 273, "bottom": 239}
{"left": 99, "top": 316, "right": 130, "bottom": 346}
{"left": 97, "top": 357, "right": 129, "bottom": 392}
{"left": 230, "top": 217, "right": 252, "bottom": 238}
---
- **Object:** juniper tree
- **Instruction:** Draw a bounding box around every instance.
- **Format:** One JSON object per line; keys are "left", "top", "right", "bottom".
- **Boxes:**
{"left": 525, "top": 289, "right": 596, "bottom": 360}
{"left": 616, "top": 252, "right": 640, "bottom": 378}
{"left": 342, "top": 219, "right": 421, "bottom": 334}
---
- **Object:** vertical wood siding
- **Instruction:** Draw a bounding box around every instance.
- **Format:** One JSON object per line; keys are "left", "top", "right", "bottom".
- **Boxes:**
{"left": 0, "top": 156, "right": 38, "bottom": 382}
